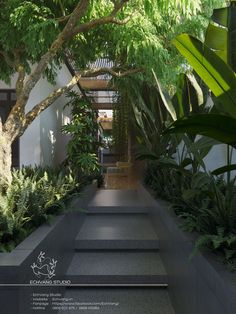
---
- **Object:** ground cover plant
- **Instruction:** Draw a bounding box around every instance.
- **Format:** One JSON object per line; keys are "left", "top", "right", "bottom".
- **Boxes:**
{"left": 0, "top": 166, "right": 78, "bottom": 252}
{"left": 144, "top": 164, "right": 236, "bottom": 270}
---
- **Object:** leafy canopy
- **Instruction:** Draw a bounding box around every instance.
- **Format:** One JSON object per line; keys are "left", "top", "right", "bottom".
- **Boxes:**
{"left": 0, "top": 0, "right": 226, "bottom": 87}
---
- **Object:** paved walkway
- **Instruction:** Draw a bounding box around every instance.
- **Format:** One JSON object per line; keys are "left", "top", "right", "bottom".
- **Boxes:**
{"left": 60, "top": 189, "right": 175, "bottom": 314}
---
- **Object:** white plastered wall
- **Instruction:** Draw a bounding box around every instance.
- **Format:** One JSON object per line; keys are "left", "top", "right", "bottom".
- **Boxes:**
{"left": 0, "top": 64, "right": 79, "bottom": 168}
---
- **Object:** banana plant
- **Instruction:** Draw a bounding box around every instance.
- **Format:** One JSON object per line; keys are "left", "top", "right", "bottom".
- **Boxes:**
{"left": 166, "top": 34, "right": 236, "bottom": 138}
{"left": 165, "top": 32, "right": 236, "bottom": 175}
{"left": 168, "top": 0, "right": 236, "bottom": 122}
{"left": 131, "top": 81, "right": 175, "bottom": 161}
{"left": 172, "top": 34, "right": 236, "bottom": 118}
{"left": 132, "top": 71, "right": 218, "bottom": 173}
{"left": 205, "top": 0, "right": 236, "bottom": 72}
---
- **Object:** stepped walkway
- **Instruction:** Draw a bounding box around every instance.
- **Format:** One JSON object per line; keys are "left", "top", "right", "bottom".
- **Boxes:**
{"left": 60, "top": 189, "right": 175, "bottom": 314}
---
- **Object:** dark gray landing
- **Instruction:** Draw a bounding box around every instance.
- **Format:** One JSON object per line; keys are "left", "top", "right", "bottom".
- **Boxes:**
{"left": 75, "top": 214, "right": 159, "bottom": 250}
{"left": 66, "top": 252, "right": 167, "bottom": 285}
{"left": 87, "top": 189, "right": 151, "bottom": 213}
{"left": 58, "top": 288, "right": 175, "bottom": 314}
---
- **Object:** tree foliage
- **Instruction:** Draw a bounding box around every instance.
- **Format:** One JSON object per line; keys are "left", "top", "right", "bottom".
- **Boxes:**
{"left": 0, "top": 0, "right": 226, "bottom": 87}
{"left": 0, "top": 0, "right": 228, "bottom": 183}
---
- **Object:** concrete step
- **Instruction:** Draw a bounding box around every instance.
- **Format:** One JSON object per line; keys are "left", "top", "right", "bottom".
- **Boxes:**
{"left": 58, "top": 288, "right": 175, "bottom": 314}
{"left": 87, "top": 189, "right": 152, "bottom": 213}
{"left": 88, "top": 207, "right": 149, "bottom": 213}
{"left": 66, "top": 252, "right": 167, "bottom": 285}
{"left": 75, "top": 214, "right": 159, "bottom": 250}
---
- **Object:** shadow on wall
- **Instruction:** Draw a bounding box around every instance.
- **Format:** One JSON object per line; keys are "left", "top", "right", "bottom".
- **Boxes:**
{"left": 40, "top": 100, "right": 71, "bottom": 167}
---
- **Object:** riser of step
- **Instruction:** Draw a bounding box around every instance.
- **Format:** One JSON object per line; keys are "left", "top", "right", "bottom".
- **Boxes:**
{"left": 87, "top": 206, "right": 150, "bottom": 213}
{"left": 66, "top": 252, "right": 167, "bottom": 286}
{"left": 88, "top": 189, "right": 151, "bottom": 208}
{"left": 75, "top": 240, "right": 159, "bottom": 250}
{"left": 75, "top": 214, "right": 159, "bottom": 249}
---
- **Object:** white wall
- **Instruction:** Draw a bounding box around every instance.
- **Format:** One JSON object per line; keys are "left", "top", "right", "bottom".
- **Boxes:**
{"left": 38, "top": 64, "right": 77, "bottom": 167}
{"left": 174, "top": 136, "right": 234, "bottom": 174}
{"left": 0, "top": 64, "right": 79, "bottom": 168}
{"left": 203, "top": 144, "right": 227, "bottom": 172}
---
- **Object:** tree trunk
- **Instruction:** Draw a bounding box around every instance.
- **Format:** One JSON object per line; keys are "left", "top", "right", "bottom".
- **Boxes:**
{"left": 0, "top": 134, "right": 13, "bottom": 184}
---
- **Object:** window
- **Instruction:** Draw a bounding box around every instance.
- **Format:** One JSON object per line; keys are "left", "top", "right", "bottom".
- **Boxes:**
{"left": 0, "top": 89, "right": 19, "bottom": 168}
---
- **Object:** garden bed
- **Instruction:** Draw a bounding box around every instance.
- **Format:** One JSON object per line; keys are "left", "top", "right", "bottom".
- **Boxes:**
{"left": 0, "top": 183, "right": 97, "bottom": 313}
{"left": 140, "top": 184, "right": 236, "bottom": 314}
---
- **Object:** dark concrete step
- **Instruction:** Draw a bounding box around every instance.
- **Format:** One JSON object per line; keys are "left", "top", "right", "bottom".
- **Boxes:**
{"left": 66, "top": 252, "right": 167, "bottom": 285}
{"left": 87, "top": 189, "right": 152, "bottom": 213}
{"left": 58, "top": 288, "right": 175, "bottom": 314}
{"left": 75, "top": 214, "right": 159, "bottom": 250}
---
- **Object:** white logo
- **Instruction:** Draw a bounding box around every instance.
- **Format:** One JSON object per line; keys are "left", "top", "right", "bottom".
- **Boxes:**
{"left": 31, "top": 251, "right": 57, "bottom": 279}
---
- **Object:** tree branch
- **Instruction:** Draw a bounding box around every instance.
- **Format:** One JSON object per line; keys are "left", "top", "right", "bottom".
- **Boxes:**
{"left": 20, "top": 0, "right": 90, "bottom": 102}
{"left": 71, "top": 0, "right": 131, "bottom": 36}
{"left": 80, "top": 67, "right": 143, "bottom": 77}
{"left": 23, "top": 66, "right": 141, "bottom": 130}
{"left": 14, "top": 51, "right": 25, "bottom": 99}
{"left": 6, "top": 0, "right": 132, "bottom": 135}
{"left": 12, "top": 0, "right": 131, "bottom": 110}
{"left": 23, "top": 74, "right": 82, "bottom": 129}
{"left": 56, "top": 13, "right": 72, "bottom": 23}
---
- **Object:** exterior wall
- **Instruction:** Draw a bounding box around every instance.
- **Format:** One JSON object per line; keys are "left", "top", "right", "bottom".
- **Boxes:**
{"left": 38, "top": 64, "right": 76, "bottom": 167}
{"left": 175, "top": 139, "right": 233, "bottom": 174}
{"left": 0, "top": 64, "right": 79, "bottom": 168}
{"left": 203, "top": 144, "right": 227, "bottom": 172}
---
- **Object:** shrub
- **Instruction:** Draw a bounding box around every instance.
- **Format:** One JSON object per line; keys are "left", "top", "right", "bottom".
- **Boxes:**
{"left": 144, "top": 162, "right": 236, "bottom": 270}
{"left": 0, "top": 166, "right": 78, "bottom": 252}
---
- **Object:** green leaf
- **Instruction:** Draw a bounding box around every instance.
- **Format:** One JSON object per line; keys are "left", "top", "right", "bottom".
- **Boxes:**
{"left": 191, "top": 136, "right": 221, "bottom": 151}
{"left": 172, "top": 73, "right": 204, "bottom": 119}
{"left": 172, "top": 34, "right": 236, "bottom": 118}
{"left": 205, "top": 2, "right": 236, "bottom": 71}
{"left": 152, "top": 69, "right": 177, "bottom": 121}
{"left": 182, "top": 189, "right": 199, "bottom": 201}
{"left": 212, "top": 164, "right": 236, "bottom": 176}
{"left": 180, "top": 157, "right": 193, "bottom": 168}
{"left": 164, "top": 114, "right": 236, "bottom": 147}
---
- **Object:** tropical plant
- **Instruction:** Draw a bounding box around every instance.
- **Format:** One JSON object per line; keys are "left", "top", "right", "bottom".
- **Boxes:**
{"left": 165, "top": 33, "right": 236, "bottom": 173}
{"left": 205, "top": 0, "right": 236, "bottom": 71}
{"left": 144, "top": 163, "right": 236, "bottom": 268}
{"left": 130, "top": 69, "right": 219, "bottom": 176}
{"left": 164, "top": 1, "right": 236, "bottom": 174}
{"left": 166, "top": 1, "right": 236, "bottom": 142}
{"left": 61, "top": 91, "right": 100, "bottom": 176}
{"left": 143, "top": 1, "right": 236, "bottom": 270}
{"left": 0, "top": 166, "right": 78, "bottom": 252}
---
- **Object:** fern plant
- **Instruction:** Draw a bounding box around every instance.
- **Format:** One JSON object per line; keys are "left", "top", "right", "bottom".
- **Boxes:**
{"left": 0, "top": 166, "right": 78, "bottom": 252}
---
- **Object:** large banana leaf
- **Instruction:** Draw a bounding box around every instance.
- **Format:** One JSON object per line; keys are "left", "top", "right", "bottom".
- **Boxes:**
{"left": 153, "top": 70, "right": 204, "bottom": 120}
{"left": 205, "top": 1, "right": 236, "bottom": 71}
{"left": 164, "top": 114, "right": 236, "bottom": 147}
{"left": 172, "top": 73, "right": 204, "bottom": 118}
{"left": 172, "top": 34, "right": 236, "bottom": 118}
{"left": 212, "top": 164, "right": 236, "bottom": 176}
{"left": 152, "top": 70, "right": 177, "bottom": 120}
